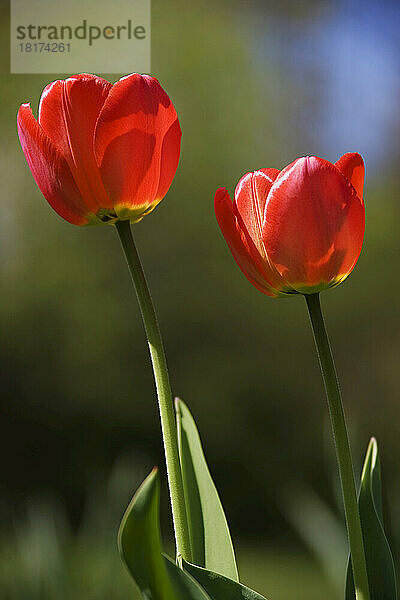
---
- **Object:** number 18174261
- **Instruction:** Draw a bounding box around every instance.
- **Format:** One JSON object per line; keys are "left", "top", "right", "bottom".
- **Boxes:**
{"left": 19, "top": 42, "right": 71, "bottom": 52}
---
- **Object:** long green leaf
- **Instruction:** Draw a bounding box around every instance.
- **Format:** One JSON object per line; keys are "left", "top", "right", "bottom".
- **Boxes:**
{"left": 183, "top": 560, "right": 269, "bottom": 600}
{"left": 118, "top": 468, "right": 270, "bottom": 600}
{"left": 345, "top": 438, "right": 397, "bottom": 600}
{"left": 176, "top": 398, "right": 238, "bottom": 581}
{"left": 118, "top": 468, "right": 211, "bottom": 600}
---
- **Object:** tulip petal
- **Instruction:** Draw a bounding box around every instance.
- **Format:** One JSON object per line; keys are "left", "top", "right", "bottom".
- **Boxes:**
{"left": 94, "top": 74, "right": 181, "bottom": 218}
{"left": 155, "top": 118, "right": 182, "bottom": 202}
{"left": 234, "top": 168, "right": 280, "bottom": 257}
{"left": 263, "top": 156, "right": 365, "bottom": 291}
{"left": 233, "top": 168, "right": 292, "bottom": 292}
{"left": 215, "top": 188, "right": 282, "bottom": 297}
{"left": 17, "top": 103, "right": 90, "bottom": 225}
{"left": 38, "top": 74, "right": 113, "bottom": 212}
{"left": 335, "top": 152, "right": 365, "bottom": 200}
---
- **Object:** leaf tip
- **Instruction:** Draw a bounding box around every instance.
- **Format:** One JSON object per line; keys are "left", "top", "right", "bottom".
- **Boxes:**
{"left": 366, "top": 437, "right": 378, "bottom": 471}
{"left": 117, "top": 467, "right": 160, "bottom": 558}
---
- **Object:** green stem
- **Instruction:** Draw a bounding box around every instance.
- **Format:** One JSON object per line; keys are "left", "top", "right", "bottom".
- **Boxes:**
{"left": 305, "top": 293, "right": 370, "bottom": 600}
{"left": 116, "top": 220, "right": 191, "bottom": 563}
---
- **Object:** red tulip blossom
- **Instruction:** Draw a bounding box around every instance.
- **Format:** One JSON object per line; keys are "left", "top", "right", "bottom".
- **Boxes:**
{"left": 215, "top": 154, "right": 365, "bottom": 296}
{"left": 17, "top": 73, "right": 181, "bottom": 225}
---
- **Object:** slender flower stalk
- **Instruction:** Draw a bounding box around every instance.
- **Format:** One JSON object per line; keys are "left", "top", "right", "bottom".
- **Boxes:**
{"left": 116, "top": 219, "right": 191, "bottom": 563}
{"left": 305, "top": 293, "right": 369, "bottom": 600}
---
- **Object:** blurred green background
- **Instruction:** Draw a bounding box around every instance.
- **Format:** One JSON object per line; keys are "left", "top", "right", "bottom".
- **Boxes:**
{"left": 1, "top": 0, "right": 400, "bottom": 598}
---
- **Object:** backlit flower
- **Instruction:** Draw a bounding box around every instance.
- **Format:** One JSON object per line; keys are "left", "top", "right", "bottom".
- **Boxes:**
{"left": 17, "top": 73, "right": 181, "bottom": 225}
{"left": 215, "top": 153, "right": 365, "bottom": 296}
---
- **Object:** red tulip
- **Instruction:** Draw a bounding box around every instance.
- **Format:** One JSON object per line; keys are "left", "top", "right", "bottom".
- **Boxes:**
{"left": 215, "top": 154, "right": 365, "bottom": 296}
{"left": 17, "top": 73, "right": 181, "bottom": 226}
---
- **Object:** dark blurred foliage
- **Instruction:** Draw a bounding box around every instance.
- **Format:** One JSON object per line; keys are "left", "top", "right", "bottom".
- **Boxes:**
{"left": 1, "top": 0, "right": 400, "bottom": 584}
